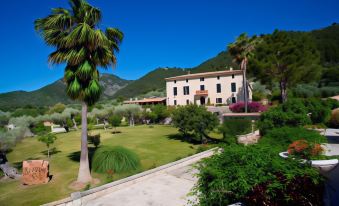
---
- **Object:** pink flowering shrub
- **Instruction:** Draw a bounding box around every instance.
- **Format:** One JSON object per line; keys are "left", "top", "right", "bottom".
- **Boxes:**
{"left": 229, "top": 101, "right": 267, "bottom": 113}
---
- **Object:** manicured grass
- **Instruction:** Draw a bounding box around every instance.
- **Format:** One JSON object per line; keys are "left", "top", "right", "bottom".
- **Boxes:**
{"left": 0, "top": 125, "right": 201, "bottom": 206}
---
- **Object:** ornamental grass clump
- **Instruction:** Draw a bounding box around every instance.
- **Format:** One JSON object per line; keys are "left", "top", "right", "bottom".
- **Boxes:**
{"left": 92, "top": 146, "right": 140, "bottom": 174}
{"left": 288, "top": 139, "right": 324, "bottom": 159}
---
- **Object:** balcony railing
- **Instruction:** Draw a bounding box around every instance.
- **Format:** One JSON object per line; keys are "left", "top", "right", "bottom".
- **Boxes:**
{"left": 195, "top": 90, "right": 208, "bottom": 95}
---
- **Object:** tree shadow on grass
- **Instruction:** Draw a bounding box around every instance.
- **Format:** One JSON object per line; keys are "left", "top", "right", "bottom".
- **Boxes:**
{"left": 166, "top": 134, "right": 202, "bottom": 145}
{"left": 41, "top": 147, "right": 61, "bottom": 156}
{"left": 67, "top": 147, "right": 98, "bottom": 170}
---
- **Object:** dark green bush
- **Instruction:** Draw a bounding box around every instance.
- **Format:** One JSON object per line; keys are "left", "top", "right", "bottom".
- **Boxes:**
{"left": 258, "top": 106, "right": 311, "bottom": 135}
{"left": 172, "top": 105, "right": 219, "bottom": 143}
{"left": 324, "top": 98, "right": 339, "bottom": 110}
{"left": 92, "top": 146, "right": 140, "bottom": 173}
{"left": 259, "top": 127, "right": 327, "bottom": 152}
{"left": 88, "top": 133, "right": 101, "bottom": 148}
{"left": 192, "top": 144, "right": 323, "bottom": 206}
{"left": 219, "top": 119, "right": 252, "bottom": 144}
{"left": 303, "top": 98, "right": 331, "bottom": 124}
{"left": 31, "top": 122, "right": 51, "bottom": 135}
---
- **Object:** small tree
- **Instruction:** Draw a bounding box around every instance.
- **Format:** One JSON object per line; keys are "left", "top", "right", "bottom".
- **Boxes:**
{"left": 38, "top": 133, "right": 57, "bottom": 158}
{"left": 109, "top": 115, "right": 122, "bottom": 133}
{"left": 172, "top": 105, "right": 219, "bottom": 143}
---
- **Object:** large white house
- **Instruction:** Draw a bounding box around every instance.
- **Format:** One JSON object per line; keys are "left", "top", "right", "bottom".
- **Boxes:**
{"left": 165, "top": 69, "right": 251, "bottom": 106}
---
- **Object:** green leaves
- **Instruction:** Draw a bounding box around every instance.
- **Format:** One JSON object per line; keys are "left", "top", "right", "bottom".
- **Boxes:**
{"left": 34, "top": 0, "right": 124, "bottom": 105}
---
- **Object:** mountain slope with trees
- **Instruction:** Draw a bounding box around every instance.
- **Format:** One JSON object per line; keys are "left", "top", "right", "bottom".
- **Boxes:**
{"left": 0, "top": 74, "right": 131, "bottom": 109}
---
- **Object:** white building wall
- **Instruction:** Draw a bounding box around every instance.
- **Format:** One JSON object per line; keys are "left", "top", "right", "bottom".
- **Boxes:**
{"left": 166, "top": 73, "right": 252, "bottom": 106}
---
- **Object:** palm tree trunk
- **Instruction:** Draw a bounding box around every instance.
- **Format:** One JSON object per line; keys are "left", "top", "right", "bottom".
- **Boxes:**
{"left": 77, "top": 102, "right": 92, "bottom": 183}
{"left": 47, "top": 146, "right": 50, "bottom": 159}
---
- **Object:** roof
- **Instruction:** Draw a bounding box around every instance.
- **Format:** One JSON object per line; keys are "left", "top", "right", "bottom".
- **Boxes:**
{"left": 165, "top": 70, "right": 243, "bottom": 81}
{"left": 124, "top": 97, "right": 166, "bottom": 104}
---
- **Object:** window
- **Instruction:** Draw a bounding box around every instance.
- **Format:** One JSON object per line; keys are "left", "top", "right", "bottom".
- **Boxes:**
{"left": 174, "top": 80, "right": 176, "bottom": 84}
{"left": 174, "top": 100, "right": 177, "bottom": 105}
{"left": 183, "top": 86, "right": 190, "bottom": 95}
{"left": 173, "top": 87, "right": 177, "bottom": 96}
{"left": 200, "top": 85, "right": 205, "bottom": 90}
{"left": 216, "top": 84, "right": 221, "bottom": 93}
{"left": 186, "top": 79, "right": 188, "bottom": 83}
{"left": 217, "top": 76, "right": 220, "bottom": 80}
{"left": 231, "top": 83, "right": 236, "bottom": 92}
{"left": 200, "top": 77, "right": 204, "bottom": 81}
{"left": 216, "top": 98, "right": 222, "bottom": 104}
{"left": 186, "top": 99, "right": 190, "bottom": 105}
{"left": 231, "top": 97, "right": 236, "bottom": 103}
{"left": 232, "top": 74, "right": 235, "bottom": 79}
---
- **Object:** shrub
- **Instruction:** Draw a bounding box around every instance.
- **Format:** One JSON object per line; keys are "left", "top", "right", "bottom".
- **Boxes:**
{"left": 259, "top": 127, "right": 327, "bottom": 152}
{"left": 229, "top": 101, "right": 267, "bottom": 113}
{"left": 303, "top": 98, "right": 331, "bottom": 124}
{"left": 88, "top": 133, "right": 101, "bottom": 148}
{"left": 219, "top": 119, "right": 252, "bottom": 144}
{"left": 109, "top": 115, "right": 122, "bottom": 132}
{"left": 192, "top": 144, "right": 323, "bottom": 206}
{"left": 92, "top": 146, "right": 140, "bottom": 173}
{"left": 329, "top": 109, "right": 339, "bottom": 128}
{"left": 258, "top": 107, "right": 311, "bottom": 135}
{"left": 31, "top": 122, "right": 50, "bottom": 135}
{"left": 288, "top": 139, "right": 324, "bottom": 159}
{"left": 323, "top": 98, "right": 339, "bottom": 110}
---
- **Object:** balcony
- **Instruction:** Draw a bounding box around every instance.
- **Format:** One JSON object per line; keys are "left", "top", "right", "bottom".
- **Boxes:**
{"left": 195, "top": 90, "right": 208, "bottom": 96}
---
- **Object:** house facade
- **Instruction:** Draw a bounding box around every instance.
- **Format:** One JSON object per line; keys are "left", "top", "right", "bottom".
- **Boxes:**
{"left": 165, "top": 70, "right": 251, "bottom": 106}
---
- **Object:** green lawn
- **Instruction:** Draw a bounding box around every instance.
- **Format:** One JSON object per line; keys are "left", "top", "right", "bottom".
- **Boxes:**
{"left": 0, "top": 125, "right": 201, "bottom": 206}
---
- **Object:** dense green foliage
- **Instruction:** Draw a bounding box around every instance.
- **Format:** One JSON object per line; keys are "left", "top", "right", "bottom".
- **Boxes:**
{"left": 31, "top": 122, "right": 51, "bottom": 135}
{"left": 311, "top": 23, "right": 339, "bottom": 64}
{"left": 292, "top": 83, "right": 339, "bottom": 98}
{"left": 258, "top": 105, "right": 310, "bottom": 135}
{"left": 218, "top": 119, "right": 252, "bottom": 144}
{"left": 193, "top": 144, "right": 323, "bottom": 206}
{"left": 109, "top": 115, "right": 122, "bottom": 132}
{"left": 252, "top": 30, "right": 322, "bottom": 102}
{"left": 259, "top": 127, "right": 327, "bottom": 152}
{"left": 92, "top": 146, "right": 141, "bottom": 173}
{"left": 88, "top": 133, "right": 101, "bottom": 148}
{"left": 258, "top": 98, "right": 334, "bottom": 134}
{"left": 172, "top": 105, "right": 219, "bottom": 143}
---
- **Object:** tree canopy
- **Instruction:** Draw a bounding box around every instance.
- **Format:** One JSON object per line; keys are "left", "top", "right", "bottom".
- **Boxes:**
{"left": 251, "top": 30, "right": 323, "bottom": 102}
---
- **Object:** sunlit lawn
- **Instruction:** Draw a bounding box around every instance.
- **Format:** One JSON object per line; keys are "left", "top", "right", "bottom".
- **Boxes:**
{"left": 0, "top": 125, "right": 202, "bottom": 206}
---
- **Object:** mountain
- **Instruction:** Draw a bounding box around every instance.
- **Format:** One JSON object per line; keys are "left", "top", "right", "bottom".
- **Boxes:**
{"left": 1, "top": 24, "right": 338, "bottom": 106}
{"left": 0, "top": 74, "right": 131, "bottom": 109}
{"left": 113, "top": 51, "right": 238, "bottom": 99}
{"left": 114, "top": 24, "right": 339, "bottom": 99}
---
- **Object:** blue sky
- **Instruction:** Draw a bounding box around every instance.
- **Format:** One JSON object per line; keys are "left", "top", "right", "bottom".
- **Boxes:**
{"left": 0, "top": 0, "right": 338, "bottom": 93}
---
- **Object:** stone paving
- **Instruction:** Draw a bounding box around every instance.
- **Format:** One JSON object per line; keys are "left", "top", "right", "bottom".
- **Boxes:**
{"left": 84, "top": 165, "right": 198, "bottom": 206}
{"left": 324, "top": 128, "right": 339, "bottom": 156}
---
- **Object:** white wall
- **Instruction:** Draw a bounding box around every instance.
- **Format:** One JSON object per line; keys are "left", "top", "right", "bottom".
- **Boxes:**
{"left": 166, "top": 74, "right": 252, "bottom": 106}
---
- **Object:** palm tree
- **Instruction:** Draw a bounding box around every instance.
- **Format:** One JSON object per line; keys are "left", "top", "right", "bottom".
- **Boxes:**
{"left": 228, "top": 33, "right": 259, "bottom": 113}
{"left": 35, "top": 0, "right": 123, "bottom": 183}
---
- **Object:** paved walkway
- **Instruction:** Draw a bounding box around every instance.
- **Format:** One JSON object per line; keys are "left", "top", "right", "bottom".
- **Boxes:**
{"left": 85, "top": 165, "right": 198, "bottom": 206}
{"left": 324, "top": 129, "right": 339, "bottom": 156}
{"left": 46, "top": 149, "right": 216, "bottom": 206}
